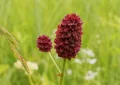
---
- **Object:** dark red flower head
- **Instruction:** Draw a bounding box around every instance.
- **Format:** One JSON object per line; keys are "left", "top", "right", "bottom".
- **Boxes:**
{"left": 37, "top": 35, "right": 52, "bottom": 52}
{"left": 54, "top": 13, "right": 83, "bottom": 60}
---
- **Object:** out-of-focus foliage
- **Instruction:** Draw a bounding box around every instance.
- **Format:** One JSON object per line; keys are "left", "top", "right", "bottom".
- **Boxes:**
{"left": 0, "top": 0, "right": 120, "bottom": 85}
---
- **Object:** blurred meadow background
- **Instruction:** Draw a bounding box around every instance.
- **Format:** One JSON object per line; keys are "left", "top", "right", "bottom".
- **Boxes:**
{"left": 0, "top": 0, "right": 120, "bottom": 85}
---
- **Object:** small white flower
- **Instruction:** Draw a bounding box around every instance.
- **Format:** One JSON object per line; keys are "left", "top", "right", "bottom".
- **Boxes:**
{"left": 81, "top": 48, "right": 95, "bottom": 57}
{"left": 14, "top": 60, "right": 39, "bottom": 75}
{"left": 84, "top": 70, "right": 98, "bottom": 80}
{"left": 67, "top": 69, "right": 72, "bottom": 75}
{"left": 27, "top": 61, "right": 38, "bottom": 71}
{"left": 14, "top": 60, "right": 23, "bottom": 69}
{"left": 87, "top": 58, "right": 97, "bottom": 64}
{"left": 74, "top": 58, "right": 82, "bottom": 64}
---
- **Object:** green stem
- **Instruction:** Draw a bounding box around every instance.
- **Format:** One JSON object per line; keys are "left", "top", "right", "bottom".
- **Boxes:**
{"left": 60, "top": 59, "right": 66, "bottom": 85}
{"left": 28, "top": 75, "right": 34, "bottom": 85}
{"left": 48, "top": 52, "right": 61, "bottom": 73}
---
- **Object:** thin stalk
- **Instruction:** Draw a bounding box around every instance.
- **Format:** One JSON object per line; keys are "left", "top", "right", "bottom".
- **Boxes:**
{"left": 60, "top": 59, "right": 66, "bottom": 85}
{"left": 28, "top": 75, "right": 34, "bottom": 85}
{"left": 48, "top": 52, "right": 61, "bottom": 74}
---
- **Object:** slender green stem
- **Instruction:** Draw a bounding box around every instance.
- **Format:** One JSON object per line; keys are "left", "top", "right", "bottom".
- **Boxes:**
{"left": 28, "top": 75, "right": 34, "bottom": 85}
{"left": 48, "top": 52, "right": 61, "bottom": 73}
{"left": 60, "top": 59, "right": 66, "bottom": 85}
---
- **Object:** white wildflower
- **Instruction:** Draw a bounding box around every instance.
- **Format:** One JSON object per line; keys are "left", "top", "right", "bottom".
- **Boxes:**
{"left": 87, "top": 58, "right": 97, "bottom": 64}
{"left": 84, "top": 70, "right": 98, "bottom": 80}
{"left": 81, "top": 48, "right": 95, "bottom": 57}
{"left": 14, "top": 60, "right": 39, "bottom": 75}
{"left": 27, "top": 61, "right": 38, "bottom": 71}
{"left": 67, "top": 69, "right": 72, "bottom": 75}
{"left": 14, "top": 60, "right": 23, "bottom": 69}
{"left": 74, "top": 58, "right": 82, "bottom": 64}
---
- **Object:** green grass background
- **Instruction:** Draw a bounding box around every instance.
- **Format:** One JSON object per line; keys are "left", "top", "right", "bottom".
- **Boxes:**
{"left": 0, "top": 0, "right": 120, "bottom": 85}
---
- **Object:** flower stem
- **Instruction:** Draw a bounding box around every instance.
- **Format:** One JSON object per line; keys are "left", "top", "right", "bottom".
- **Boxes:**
{"left": 60, "top": 59, "right": 66, "bottom": 85}
{"left": 48, "top": 52, "right": 61, "bottom": 74}
{"left": 28, "top": 75, "right": 34, "bottom": 85}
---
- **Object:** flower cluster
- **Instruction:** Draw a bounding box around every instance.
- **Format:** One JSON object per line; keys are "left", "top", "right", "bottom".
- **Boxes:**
{"left": 36, "top": 13, "right": 83, "bottom": 60}
{"left": 37, "top": 35, "right": 52, "bottom": 52}
{"left": 54, "top": 13, "right": 83, "bottom": 59}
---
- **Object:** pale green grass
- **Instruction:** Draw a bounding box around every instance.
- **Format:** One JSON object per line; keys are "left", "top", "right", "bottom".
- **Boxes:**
{"left": 0, "top": 0, "right": 120, "bottom": 85}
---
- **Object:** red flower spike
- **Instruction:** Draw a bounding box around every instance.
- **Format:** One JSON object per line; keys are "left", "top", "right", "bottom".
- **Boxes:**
{"left": 37, "top": 35, "right": 52, "bottom": 52}
{"left": 54, "top": 13, "right": 83, "bottom": 60}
